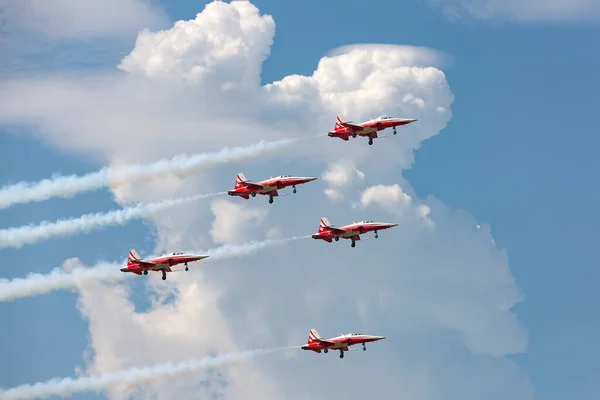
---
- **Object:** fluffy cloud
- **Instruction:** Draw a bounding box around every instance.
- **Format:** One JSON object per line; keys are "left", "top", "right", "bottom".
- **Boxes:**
{"left": 321, "top": 159, "right": 365, "bottom": 200}
{"left": 360, "top": 183, "right": 433, "bottom": 225}
{"left": 264, "top": 44, "right": 453, "bottom": 169}
{"left": 426, "top": 0, "right": 600, "bottom": 23}
{"left": 210, "top": 199, "right": 268, "bottom": 245}
{"left": 118, "top": 0, "right": 274, "bottom": 88}
{"left": 0, "top": 0, "right": 167, "bottom": 40}
{"left": 0, "top": 1, "right": 533, "bottom": 399}
{"left": 73, "top": 266, "right": 285, "bottom": 400}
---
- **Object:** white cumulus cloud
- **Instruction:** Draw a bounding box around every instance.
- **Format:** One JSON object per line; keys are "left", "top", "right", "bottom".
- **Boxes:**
{"left": 118, "top": 0, "right": 275, "bottom": 88}
{"left": 321, "top": 159, "right": 365, "bottom": 200}
{"left": 210, "top": 199, "right": 268, "bottom": 245}
{"left": 426, "top": 0, "right": 600, "bottom": 23}
{"left": 360, "top": 183, "right": 432, "bottom": 225}
{"left": 73, "top": 274, "right": 285, "bottom": 400}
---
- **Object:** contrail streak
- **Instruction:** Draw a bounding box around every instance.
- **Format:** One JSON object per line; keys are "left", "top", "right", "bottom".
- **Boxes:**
{"left": 0, "top": 263, "right": 123, "bottom": 302}
{"left": 0, "top": 136, "right": 315, "bottom": 210}
{"left": 0, "top": 192, "right": 226, "bottom": 249}
{"left": 0, "top": 347, "right": 297, "bottom": 399}
{"left": 198, "top": 235, "right": 312, "bottom": 262}
{"left": 0, "top": 236, "right": 309, "bottom": 302}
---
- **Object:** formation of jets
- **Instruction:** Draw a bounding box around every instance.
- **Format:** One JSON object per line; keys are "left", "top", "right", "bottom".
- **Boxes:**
{"left": 119, "top": 114, "right": 417, "bottom": 357}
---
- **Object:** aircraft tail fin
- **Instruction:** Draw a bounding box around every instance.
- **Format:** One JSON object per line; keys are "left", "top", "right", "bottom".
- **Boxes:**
{"left": 334, "top": 115, "right": 344, "bottom": 131}
{"left": 308, "top": 328, "right": 321, "bottom": 343}
{"left": 235, "top": 173, "right": 248, "bottom": 187}
{"left": 319, "top": 217, "right": 332, "bottom": 232}
{"left": 128, "top": 249, "right": 140, "bottom": 263}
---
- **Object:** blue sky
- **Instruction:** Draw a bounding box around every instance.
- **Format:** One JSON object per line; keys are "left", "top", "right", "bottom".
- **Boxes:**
{"left": 1, "top": 0, "right": 599, "bottom": 399}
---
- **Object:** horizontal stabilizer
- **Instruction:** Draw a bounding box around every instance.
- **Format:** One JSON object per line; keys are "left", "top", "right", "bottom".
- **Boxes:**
{"left": 120, "top": 267, "right": 142, "bottom": 275}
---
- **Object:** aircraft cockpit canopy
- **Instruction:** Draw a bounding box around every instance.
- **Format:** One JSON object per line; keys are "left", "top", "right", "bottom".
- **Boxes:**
{"left": 172, "top": 252, "right": 185, "bottom": 255}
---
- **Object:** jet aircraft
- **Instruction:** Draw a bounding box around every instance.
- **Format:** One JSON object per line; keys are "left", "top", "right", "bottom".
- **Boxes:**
{"left": 301, "top": 328, "right": 386, "bottom": 359}
{"left": 120, "top": 249, "right": 209, "bottom": 280}
{"left": 328, "top": 115, "right": 418, "bottom": 145}
{"left": 311, "top": 217, "right": 398, "bottom": 247}
{"left": 227, "top": 173, "right": 318, "bottom": 204}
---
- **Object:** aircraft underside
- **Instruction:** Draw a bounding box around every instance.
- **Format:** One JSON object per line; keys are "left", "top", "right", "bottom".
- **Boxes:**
{"left": 321, "top": 343, "right": 368, "bottom": 358}
{"left": 332, "top": 125, "right": 398, "bottom": 145}
{"left": 135, "top": 261, "right": 193, "bottom": 280}
{"left": 330, "top": 229, "right": 380, "bottom": 247}
{"left": 246, "top": 185, "right": 299, "bottom": 204}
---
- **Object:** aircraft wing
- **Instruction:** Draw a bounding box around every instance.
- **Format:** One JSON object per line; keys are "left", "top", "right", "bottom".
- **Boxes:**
{"left": 315, "top": 338, "right": 336, "bottom": 346}
{"left": 131, "top": 260, "right": 156, "bottom": 268}
{"left": 241, "top": 182, "right": 264, "bottom": 190}
{"left": 327, "top": 226, "right": 348, "bottom": 234}
{"left": 340, "top": 121, "right": 365, "bottom": 130}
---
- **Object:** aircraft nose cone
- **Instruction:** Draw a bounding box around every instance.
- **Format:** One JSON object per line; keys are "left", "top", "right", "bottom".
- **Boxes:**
{"left": 306, "top": 177, "right": 318, "bottom": 182}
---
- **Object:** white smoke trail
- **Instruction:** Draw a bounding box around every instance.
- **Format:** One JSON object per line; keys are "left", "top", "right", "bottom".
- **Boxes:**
{"left": 198, "top": 235, "right": 312, "bottom": 262}
{"left": 0, "top": 263, "right": 123, "bottom": 302}
{"left": 0, "top": 192, "right": 226, "bottom": 249}
{"left": 0, "top": 347, "right": 297, "bottom": 399}
{"left": 0, "top": 136, "right": 315, "bottom": 210}
{"left": 0, "top": 236, "right": 310, "bottom": 302}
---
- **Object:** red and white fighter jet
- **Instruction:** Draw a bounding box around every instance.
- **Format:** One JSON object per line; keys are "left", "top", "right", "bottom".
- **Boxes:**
{"left": 328, "top": 115, "right": 418, "bottom": 145}
{"left": 227, "top": 173, "right": 318, "bottom": 204}
{"left": 311, "top": 217, "right": 398, "bottom": 248}
{"left": 301, "top": 329, "right": 386, "bottom": 359}
{"left": 120, "top": 249, "right": 209, "bottom": 281}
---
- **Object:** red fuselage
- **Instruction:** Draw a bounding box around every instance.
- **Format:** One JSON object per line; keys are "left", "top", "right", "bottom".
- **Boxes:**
{"left": 328, "top": 116, "right": 418, "bottom": 145}
{"left": 120, "top": 250, "right": 209, "bottom": 280}
{"left": 125, "top": 254, "right": 207, "bottom": 271}
{"left": 301, "top": 329, "right": 386, "bottom": 358}
{"left": 311, "top": 218, "right": 398, "bottom": 247}
{"left": 228, "top": 174, "right": 317, "bottom": 203}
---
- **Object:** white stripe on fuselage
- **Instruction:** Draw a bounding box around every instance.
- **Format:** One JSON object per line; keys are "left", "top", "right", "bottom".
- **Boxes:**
{"left": 341, "top": 222, "right": 384, "bottom": 230}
